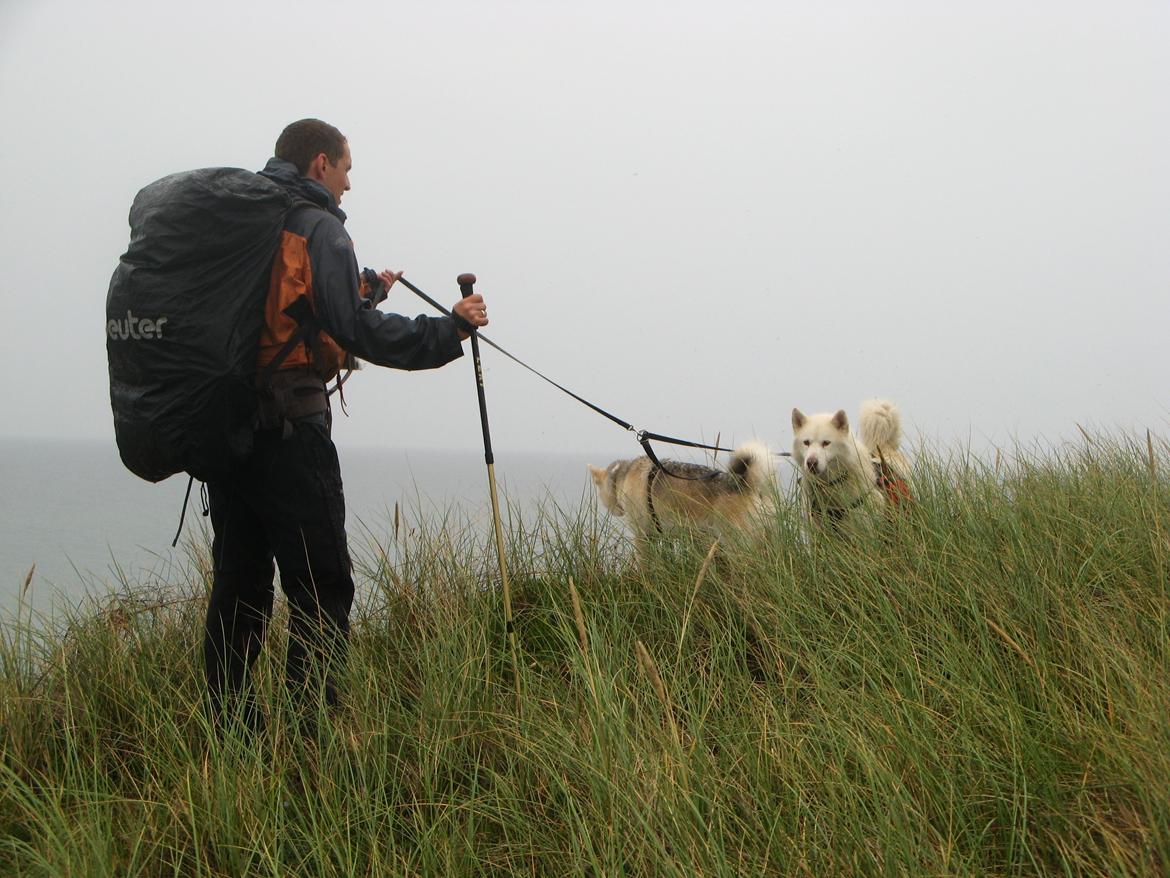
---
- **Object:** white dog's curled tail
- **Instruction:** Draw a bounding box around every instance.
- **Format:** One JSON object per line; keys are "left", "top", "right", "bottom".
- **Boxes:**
{"left": 727, "top": 441, "right": 774, "bottom": 492}
{"left": 858, "top": 399, "right": 903, "bottom": 454}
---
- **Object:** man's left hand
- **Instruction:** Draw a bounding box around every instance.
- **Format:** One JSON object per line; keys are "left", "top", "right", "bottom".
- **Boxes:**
{"left": 452, "top": 294, "right": 489, "bottom": 340}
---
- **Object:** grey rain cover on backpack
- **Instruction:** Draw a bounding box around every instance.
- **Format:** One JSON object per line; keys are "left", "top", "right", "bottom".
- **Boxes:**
{"left": 106, "top": 168, "right": 293, "bottom": 483}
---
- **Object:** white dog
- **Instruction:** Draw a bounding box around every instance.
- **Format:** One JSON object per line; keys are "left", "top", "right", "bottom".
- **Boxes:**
{"left": 790, "top": 399, "right": 912, "bottom": 533}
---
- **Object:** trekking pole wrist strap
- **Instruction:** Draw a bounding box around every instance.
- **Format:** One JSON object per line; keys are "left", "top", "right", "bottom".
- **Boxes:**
{"left": 452, "top": 312, "right": 474, "bottom": 334}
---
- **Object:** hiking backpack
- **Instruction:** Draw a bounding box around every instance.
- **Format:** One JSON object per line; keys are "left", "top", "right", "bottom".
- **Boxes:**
{"left": 106, "top": 167, "right": 299, "bottom": 483}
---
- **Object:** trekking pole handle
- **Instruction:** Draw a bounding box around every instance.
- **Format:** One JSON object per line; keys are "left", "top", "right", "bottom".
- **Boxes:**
{"left": 458, "top": 273, "right": 477, "bottom": 298}
{"left": 458, "top": 271, "right": 492, "bottom": 458}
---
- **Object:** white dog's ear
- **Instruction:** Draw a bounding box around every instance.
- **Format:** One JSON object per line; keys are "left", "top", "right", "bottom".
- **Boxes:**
{"left": 831, "top": 410, "right": 849, "bottom": 431}
{"left": 791, "top": 408, "right": 806, "bottom": 430}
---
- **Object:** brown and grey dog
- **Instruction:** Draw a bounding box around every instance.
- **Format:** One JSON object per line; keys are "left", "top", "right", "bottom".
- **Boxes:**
{"left": 588, "top": 442, "right": 774, "bottom": 549}
{"left": 790, "top": 399, "right": 913, "bottom": 534}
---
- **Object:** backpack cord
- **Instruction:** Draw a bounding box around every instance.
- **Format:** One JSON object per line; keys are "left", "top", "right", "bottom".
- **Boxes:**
{"left": 171, "top": 476, "right": 195, "bottom": 548}
{"left": 170, "top": 478, "right": 212, "bottom": 548}
{"left": 328, "top": 368, "right": 352, "bottom": 417}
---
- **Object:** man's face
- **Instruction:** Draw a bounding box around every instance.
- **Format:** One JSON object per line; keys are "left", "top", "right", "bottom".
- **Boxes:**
{"left": 320, "top": 142, "right": 352, "bottom": 205}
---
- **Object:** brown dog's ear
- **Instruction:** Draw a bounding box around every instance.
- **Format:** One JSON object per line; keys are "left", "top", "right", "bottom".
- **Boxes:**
{"left": 831, "top": 410, "right": 849, "bottom": 431}
{"left": 791, "top": 408, "right": 806, "bottom": 430}
{"left": 587, "top": 465, "right": 606, "bottom": 487}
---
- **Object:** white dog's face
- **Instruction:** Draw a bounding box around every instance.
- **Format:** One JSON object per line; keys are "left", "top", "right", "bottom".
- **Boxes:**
{"left": 587, "top": 464, "right": 624, "bottom": 515}
{"left": 791, "top": 408, "right": 851, "bottom": 478}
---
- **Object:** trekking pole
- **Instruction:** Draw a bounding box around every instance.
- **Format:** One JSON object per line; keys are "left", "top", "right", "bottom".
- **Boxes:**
{"left": 458, "top": 273, "right": 522, "bottom": 710}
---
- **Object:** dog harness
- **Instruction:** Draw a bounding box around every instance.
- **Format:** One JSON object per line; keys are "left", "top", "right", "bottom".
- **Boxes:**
{"left": 806, "top": 472, "right": 868, "bottom": 526}
{"left": 806, "top": 460, "right": 912, "bottom": 528}
{"left": 646, "top": 465, "right": 664, "bottom": 534}
{"left": 644, "top": 453, "right": 735, "bottom": 535}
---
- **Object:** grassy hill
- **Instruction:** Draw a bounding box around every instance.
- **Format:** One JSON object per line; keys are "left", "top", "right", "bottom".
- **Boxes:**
{"left": 2, "top": 436, "right": 1167, "bottom": 876}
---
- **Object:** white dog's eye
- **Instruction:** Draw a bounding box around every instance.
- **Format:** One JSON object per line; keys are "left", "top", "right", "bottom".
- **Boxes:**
{"left": 803, "top": 439, "right": 810, "bottom": 446}
{"left": 821, "top": 440, "right": 830, "bottom": 447}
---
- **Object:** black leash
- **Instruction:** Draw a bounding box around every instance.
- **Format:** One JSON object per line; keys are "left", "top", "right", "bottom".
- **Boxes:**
{"left": 397, "top": 276, "right": 639, "bottom": 433}
{"left": 396, "top": 275, "right": 789, "bottom": 469}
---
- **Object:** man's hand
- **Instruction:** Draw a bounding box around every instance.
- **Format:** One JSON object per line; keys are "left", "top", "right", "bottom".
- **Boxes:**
{"left": 378, "top": 268, "right": 404, "bottom": 291}
{"left": 452, "top": 294, "right": 489, "bottom": 340}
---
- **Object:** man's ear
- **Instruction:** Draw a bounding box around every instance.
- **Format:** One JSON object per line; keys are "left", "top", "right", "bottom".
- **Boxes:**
{"left": 306, "top": 152, "right": 328, "bottom": 181}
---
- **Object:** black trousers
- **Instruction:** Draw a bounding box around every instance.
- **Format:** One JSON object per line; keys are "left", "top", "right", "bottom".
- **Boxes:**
{"left": 203, "top": 412, "right": 354, "bottom": 730}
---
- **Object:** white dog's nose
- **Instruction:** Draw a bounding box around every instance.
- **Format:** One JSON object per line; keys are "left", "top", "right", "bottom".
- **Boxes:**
{"left": 805, "top": 455, "right": 819, "bottom": 474}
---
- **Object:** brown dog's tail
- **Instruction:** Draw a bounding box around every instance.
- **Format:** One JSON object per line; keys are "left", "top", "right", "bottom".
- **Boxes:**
{"left": 727, "top": 441, "right": 774, "bottom": 493}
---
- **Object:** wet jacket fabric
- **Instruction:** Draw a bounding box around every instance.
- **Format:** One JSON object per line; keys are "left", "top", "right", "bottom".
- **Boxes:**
{"left": 255, "top": 158, "right": 464, "bottom": 379}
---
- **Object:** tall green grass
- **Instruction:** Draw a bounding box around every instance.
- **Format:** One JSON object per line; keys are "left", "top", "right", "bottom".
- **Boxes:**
{"left": 2, "top": 435, "right": 1167, "bottom": 876}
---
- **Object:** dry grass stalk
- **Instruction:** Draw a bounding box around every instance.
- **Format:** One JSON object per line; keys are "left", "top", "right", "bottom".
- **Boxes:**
{"left": 694, "top": 539, "right": 719, "bottom": 592}
{"left": 569, "top": 578, "right": 604, "bottom": 717}
{"left": 371, "top": 539, "right": 405, "bottom": 593}
{"left": 1146, "top": 429, "right": 1167, "bottom": 587}
{"left": 568, "top": 577, "right": 589, "bottom": 656}
{"left": 985, "top": 616, "right": 1042, "bottom": 682}
{"left": 676, "top": 540, "right": 719, "bottom": 668}
{"left": 635, "top": 639, "right": 682, "bottom": 755}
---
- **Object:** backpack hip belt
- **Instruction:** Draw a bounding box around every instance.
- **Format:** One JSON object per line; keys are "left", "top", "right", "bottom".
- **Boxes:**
{"left": 256, "top": 369, "right": 328, "bottom": 430}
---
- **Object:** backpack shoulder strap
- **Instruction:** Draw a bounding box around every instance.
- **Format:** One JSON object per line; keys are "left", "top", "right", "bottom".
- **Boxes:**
{"left": 254, "top": 199, "right": 331, "bottom": 389}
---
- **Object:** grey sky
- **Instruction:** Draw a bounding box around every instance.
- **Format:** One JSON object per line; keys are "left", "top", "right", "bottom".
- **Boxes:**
{"left": 1, "top": 0, "right": 1166, "bottom": 462}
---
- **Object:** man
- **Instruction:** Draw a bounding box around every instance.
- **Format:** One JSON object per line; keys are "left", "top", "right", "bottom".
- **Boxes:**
{"left": 204, "top": 118, "right": 488, "bottom": 732}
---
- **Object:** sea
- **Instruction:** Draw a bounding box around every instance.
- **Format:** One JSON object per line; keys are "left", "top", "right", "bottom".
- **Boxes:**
{"left": 0, "top": 438, "right": 606, "bottom": 621}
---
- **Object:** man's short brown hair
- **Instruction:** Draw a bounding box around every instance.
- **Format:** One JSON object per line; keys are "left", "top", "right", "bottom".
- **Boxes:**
{"left": 275, "top": 119, "right": 347, "bottom": 175}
